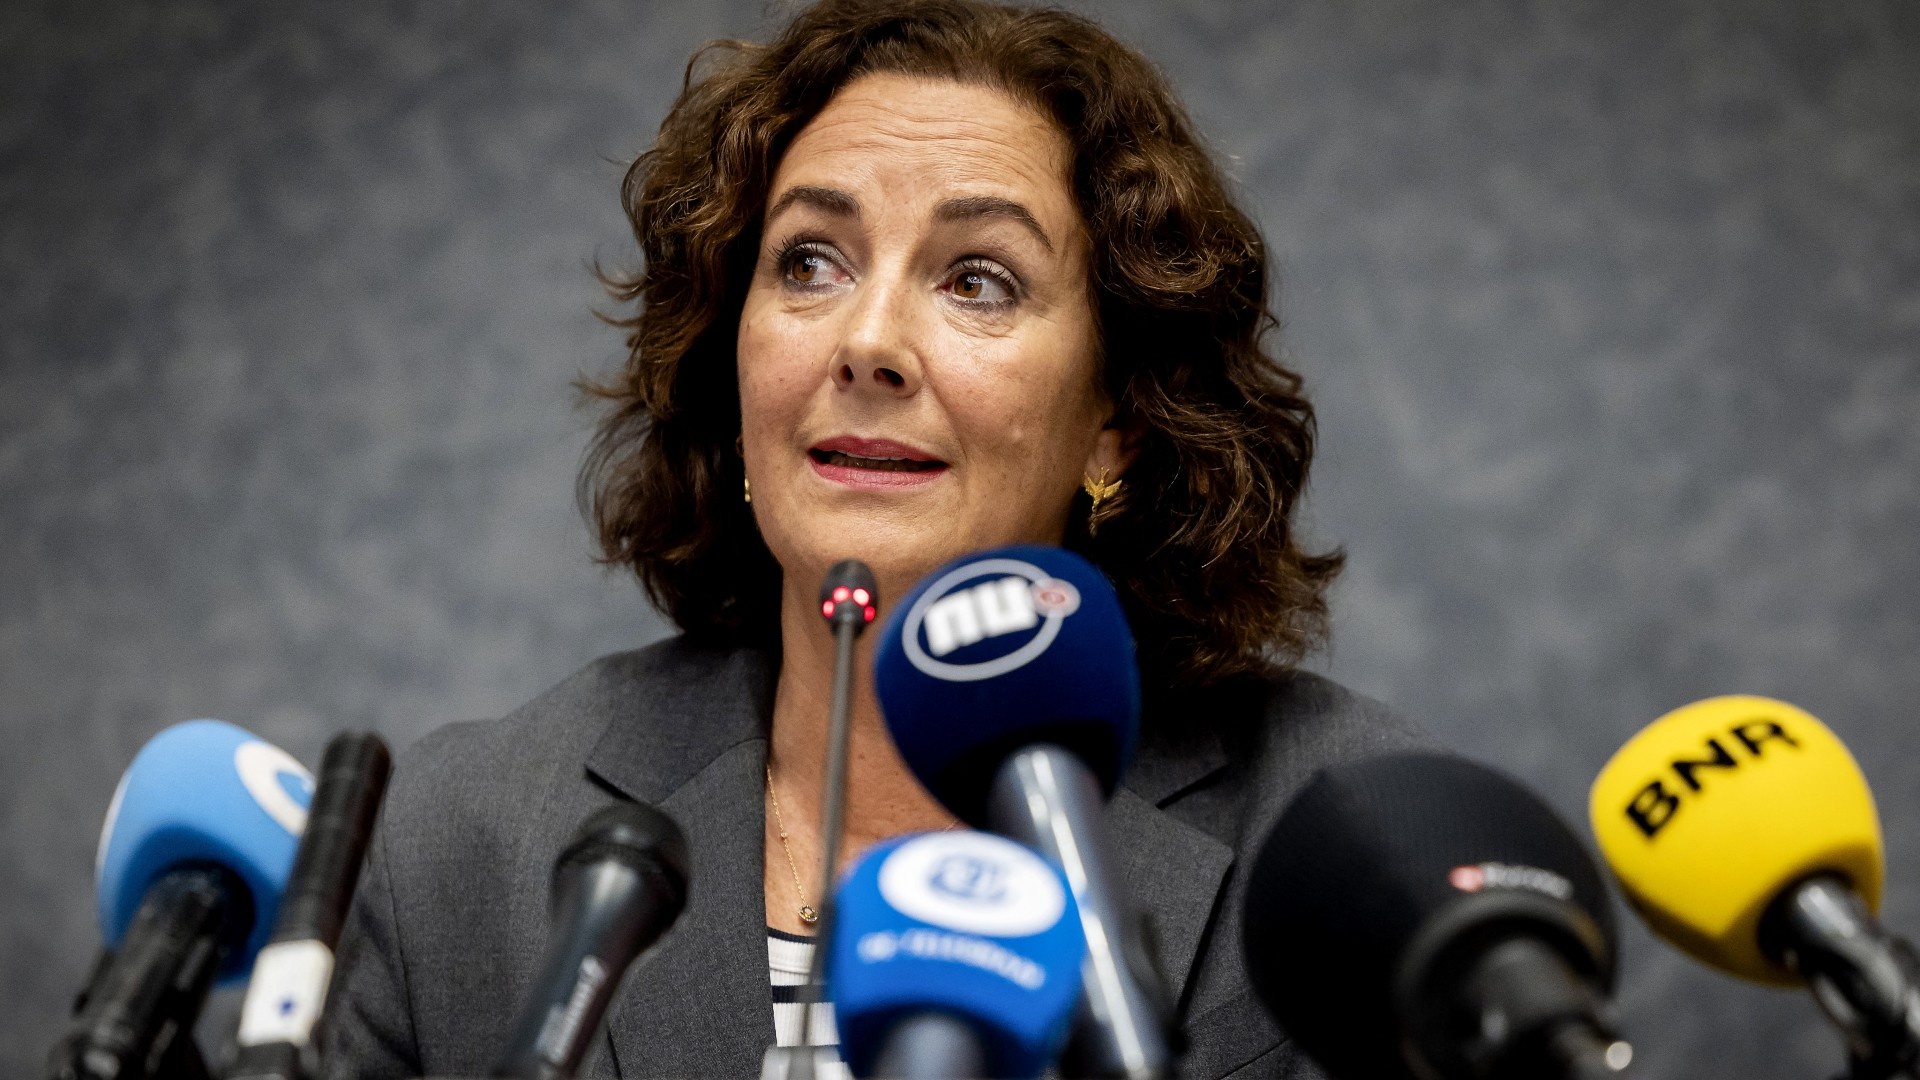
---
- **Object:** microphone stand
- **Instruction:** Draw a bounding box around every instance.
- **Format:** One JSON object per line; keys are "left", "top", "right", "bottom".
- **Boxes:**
{"left": 767, "top": 561, "right": 877, "bottom": 1080}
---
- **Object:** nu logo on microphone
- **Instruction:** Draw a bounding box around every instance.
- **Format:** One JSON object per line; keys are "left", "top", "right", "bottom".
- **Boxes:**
{"left": 1622, "top": 719, "right": 1800, "bottom": 839}
{"left": 902, "top": 558, "right": 1080, "bottom": 682}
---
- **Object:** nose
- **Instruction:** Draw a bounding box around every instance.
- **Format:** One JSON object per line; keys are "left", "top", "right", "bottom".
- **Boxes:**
{"left": 831, "top": 277, "right": 923, "bottom": 397}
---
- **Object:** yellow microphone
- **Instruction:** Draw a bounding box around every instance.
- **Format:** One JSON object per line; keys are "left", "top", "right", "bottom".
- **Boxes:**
{"left": 1589, "top": 695, "right": 1920, "bottom": 1074}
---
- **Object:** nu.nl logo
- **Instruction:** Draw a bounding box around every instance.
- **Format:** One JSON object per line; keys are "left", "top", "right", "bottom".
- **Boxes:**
{"left": 903, "top": 558, "right": 1080, "bottom": 682}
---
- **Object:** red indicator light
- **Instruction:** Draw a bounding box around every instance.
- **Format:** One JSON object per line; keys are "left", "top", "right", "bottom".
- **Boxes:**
{"left": 864, "top": 606, "right": 876, "bottom": 622}
{"left": 852, "top": 588, "right": 870, "bottom": 606}
{"left": 821, "top": 600, "right": 835, "bottom": 617}
{"left": 833, "top": 586, "right": 851, "bottom": 602}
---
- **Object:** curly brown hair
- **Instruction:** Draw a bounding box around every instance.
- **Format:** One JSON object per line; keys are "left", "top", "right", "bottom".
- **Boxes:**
{"left": 581, "top": 0, "right": 1342, "bottom": 687}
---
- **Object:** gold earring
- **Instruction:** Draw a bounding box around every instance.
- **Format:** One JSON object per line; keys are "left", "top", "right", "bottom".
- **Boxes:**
{"left": 1082, "top": 468, "right": 1122, "bottom": 533}
{"left": 743, "top": 475, "right": 751, "bottom": 503}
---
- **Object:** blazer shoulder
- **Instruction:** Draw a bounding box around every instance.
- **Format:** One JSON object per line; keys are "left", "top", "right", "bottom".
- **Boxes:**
{"left": 399, "top": 635, "right": 739, "bottom": 768}
{"left": 1256, "top": 667, "right": 1432, "bottom": 756}
{"left": 1175, "top": 667, "right": 1436, "bottom": 848}
{"left": 377, "top": 638, "right": 718, "bottom": 840}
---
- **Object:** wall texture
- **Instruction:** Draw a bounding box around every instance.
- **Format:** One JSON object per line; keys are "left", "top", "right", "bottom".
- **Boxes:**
{"left": 4, "top": 1, "right": 1915, "bottom": 1075}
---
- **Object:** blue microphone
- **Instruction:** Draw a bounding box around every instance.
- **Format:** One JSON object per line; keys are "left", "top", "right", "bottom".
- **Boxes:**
{"left": 828, "top": 831, "right": 1086, "bottom": 1079}
{"left": 876, "top": 544, "right": 1138, "bottom": 825}
{"left": 875, "top": 546, "right": 1171, "bottom": 1080}
{"left": 51, "top": 720, "right": 311, "bottom": 1080}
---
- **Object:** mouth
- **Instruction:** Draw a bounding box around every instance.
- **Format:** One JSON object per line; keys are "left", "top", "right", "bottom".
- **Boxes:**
{"left": 807, "top": 436, "right": 949, "bottom": 486}
{"left": 808, "top": 437, "right": 947, "bottom": 472}
{"left": 808, "top": 448, "right": 945, "bottom": 472}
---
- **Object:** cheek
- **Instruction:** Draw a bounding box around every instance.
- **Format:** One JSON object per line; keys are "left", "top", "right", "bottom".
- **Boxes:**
{"left": 946, "top": 326, "right": 1102, "bottom": 460}
{"left": 737, "top": 300, "right": 821, "bottom": 425}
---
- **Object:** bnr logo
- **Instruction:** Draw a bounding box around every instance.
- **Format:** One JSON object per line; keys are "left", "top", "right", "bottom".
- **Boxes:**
{"left": 903, "top": 558, "right": 1082, "bottom": 682}
{"left": 1624, "top": 719, "right": 1799, "bottom": 839}
{"left": 928, "top": 854, "right": 1009, "bottom": 905}
{"left": 924, "top": 576, "right": 1079, "bottom": 657}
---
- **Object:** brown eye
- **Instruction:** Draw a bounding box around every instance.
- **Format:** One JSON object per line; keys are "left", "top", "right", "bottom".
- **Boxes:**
{"left": 790, "top": 254, "right": 821, "bottom": 283}
{"left": 947, "top": 263, "right": 1013, "bottom": 304}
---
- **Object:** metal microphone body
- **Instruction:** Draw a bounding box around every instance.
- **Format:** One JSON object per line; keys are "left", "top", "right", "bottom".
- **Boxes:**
{"left": 1762, "top": 874, "right": 1920, "bottom": 1079}
{"left": 987, "top": 745, "right": 1171, "bottom": 1080}
{"left": 868, "top": 1012, "right": 990, "bottom": 1080}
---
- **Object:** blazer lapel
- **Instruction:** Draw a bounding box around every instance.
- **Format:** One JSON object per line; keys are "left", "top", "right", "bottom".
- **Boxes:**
{"left": 1109, "top": 714, "right": 1236, "bottom": 1015}
{"left": 582, "top": 643, "right": 778, "bottom": 1080}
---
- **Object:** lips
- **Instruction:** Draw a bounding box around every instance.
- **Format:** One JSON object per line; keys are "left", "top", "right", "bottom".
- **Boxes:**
{"left": 806, "top": 435, "right": 949, "bottom": 489}
{"left": 808, "top": 436, "right": 946, "bottom": 473}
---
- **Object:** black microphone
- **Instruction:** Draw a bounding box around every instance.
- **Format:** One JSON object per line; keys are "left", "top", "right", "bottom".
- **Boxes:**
{"left": 490, "top": 802, "right": 690, "bottom": 1080}
{"left": 1242, "top": 752, "right": 1635, "bottom": 1080}
{"left": 806, "top": 557, "right": 879, "bottom": 947}
{"left": 228, "top": 732, "right": 393, "bottom": 1080}
{"left": 53, "top": 869, "right": 244, "bottom": 1080}
{"left": 766, "top": 560, "right": 878, "bottom": 1080}
{"left": 874, "top": 546, "right": 1171, "bottom": 1080}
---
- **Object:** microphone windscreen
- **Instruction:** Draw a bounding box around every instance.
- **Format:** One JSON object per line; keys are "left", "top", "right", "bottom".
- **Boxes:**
{"left": 555, "top": 801, "right": 690, "bottom": 907}
{"left": 875, "top": 545, "right": 1139, "bottom": 824}
{"left": 1588, "top": 694, "right": 1883, "bottom": 984}
{"left": 827, "top": 830, "right": 1086, "bottom": 1080}
{"left": 1242, "top": 752, "right": 1614, "bottom": 1080}
{"left": 95, "top": 719, "right": 312, "bottom": 980}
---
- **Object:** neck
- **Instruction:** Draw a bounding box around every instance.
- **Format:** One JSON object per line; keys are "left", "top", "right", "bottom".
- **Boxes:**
{"left": 767, "top": 569, "right": 955, "bottom": 866}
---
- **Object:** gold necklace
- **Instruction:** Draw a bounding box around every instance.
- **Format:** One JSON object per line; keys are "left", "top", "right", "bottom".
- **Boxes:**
{"left": 765, "top": 764, "right": 819, "bottom": 925}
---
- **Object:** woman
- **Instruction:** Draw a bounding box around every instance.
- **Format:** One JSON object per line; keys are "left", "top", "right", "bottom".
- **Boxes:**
{"left": 327, "top": 1, "right": 1421, "bottom": 1077}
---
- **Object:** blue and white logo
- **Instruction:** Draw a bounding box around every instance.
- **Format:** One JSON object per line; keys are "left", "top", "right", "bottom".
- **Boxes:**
{"left": 902, "top": 558, "right": 1081, "bottom": 682}
{"left": 929, "top": 852, "right": 1011, "bottom": 905}
{"left": 235, "top": 740, "right": 315, "bottom": 836}
{"left": 878, "top": 832, "right": 1066, "bottom": 938}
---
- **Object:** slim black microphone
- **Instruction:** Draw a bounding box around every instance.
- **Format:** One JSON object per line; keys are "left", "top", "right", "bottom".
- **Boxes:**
{"left": 228, "top": 732, "right": 392, "bottom": 1080}
{"left": 766, "top": 560, "right": 879, "bottom": 1080}
{"left": 1242, "top": 752, "right": 1635, "bottom": 1080}
{"left": 808, "top": 557, "right": 880, "bottom": 949}
{"left": 491, "top": 802, "right": 689, "bottom": 1080}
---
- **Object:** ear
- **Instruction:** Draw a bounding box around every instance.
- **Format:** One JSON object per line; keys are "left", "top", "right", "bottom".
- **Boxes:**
{"left": 1082, "top": 407, "right": 1146, "bottom": 482}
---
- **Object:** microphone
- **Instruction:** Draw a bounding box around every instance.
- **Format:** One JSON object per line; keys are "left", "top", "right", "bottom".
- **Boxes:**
{"left": 490, "top": 802, "right": 690, "bottom": 1080}
{"left": 50, "top": 720, "right": 313, "bottom": 1080}
{"left": 826, "top": 830, "right": 1087, "bottom": 1079}
{"left": 763, "top": 560, "right": 882, "bottom": 1080}
{"left": 874, "top": 545, "right": 1170, "bottom": 1080}
{"left": 228, "top": 732, "right": 393, "bottom": 1080}
{"left": 1590, "top": 694, "right": 1919, "bottom": 1076}
{"left": 1242, "top": 751, "right": 1633, "bottom": 1080}
{"left": 809, "top": 558, "right": 881, "bottom": 941}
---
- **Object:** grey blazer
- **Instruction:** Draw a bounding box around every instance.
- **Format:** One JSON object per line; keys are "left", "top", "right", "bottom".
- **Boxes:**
{"left": 324, "top": 636, "right": 1424, "bottom": 1079}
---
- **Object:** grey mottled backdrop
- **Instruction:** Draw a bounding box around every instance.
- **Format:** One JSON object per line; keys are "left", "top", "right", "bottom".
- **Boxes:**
{"left": 4, "top": 1, "right": 1916, "bottom": 1075}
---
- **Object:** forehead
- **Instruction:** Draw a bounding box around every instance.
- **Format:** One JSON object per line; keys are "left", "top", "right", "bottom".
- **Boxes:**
{"left": 772, "top": 72, "right": 1077, "bottom": 226}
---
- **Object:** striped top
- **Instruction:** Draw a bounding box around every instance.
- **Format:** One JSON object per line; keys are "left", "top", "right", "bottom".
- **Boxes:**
{"left": 768, "top": 928, "right": 852, "bottom": 1080}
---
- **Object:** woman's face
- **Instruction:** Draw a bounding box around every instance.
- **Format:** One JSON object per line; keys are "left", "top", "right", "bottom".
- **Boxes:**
{"left": 738, "top": 73, "right": 1128, "bottom": 597}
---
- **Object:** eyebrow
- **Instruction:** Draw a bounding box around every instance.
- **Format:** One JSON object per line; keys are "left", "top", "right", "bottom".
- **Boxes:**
{"left": 935, "top": 195, "right": 1054, "bottom": 252}
{"left": 764, "top": 186, "right": 1055, "bottom": 253}
{"left": 766, "top": 185, "right": 860, "bottom": 222}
